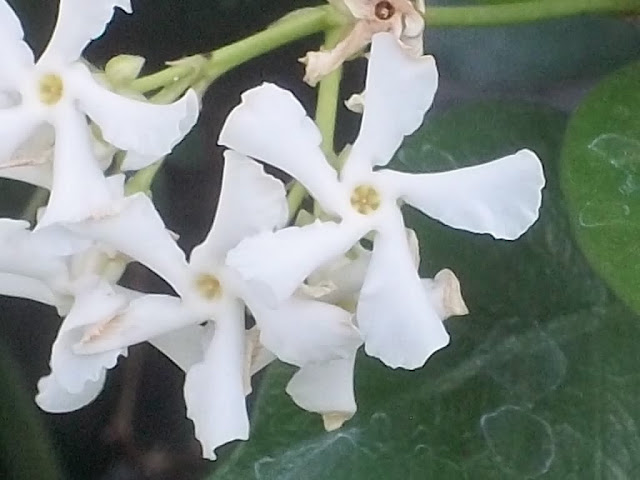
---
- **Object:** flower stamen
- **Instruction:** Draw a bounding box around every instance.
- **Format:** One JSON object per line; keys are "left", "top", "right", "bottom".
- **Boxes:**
{"left": 195, "top": 273, "right": 223, "bottom": 300}
{"left": 38, "top": 73, "right": 64, "bottom": 105}
{"left": 350, "top": 184, "right": 381, "bottom": 215}
{"left": 374, "top": 1, "right": 396, "bottom": 20}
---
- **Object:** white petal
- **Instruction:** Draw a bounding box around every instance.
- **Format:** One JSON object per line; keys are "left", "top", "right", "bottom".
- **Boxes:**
{"left": 0, "top": 273, "right": 56, "bottom": 305}
{"left": 0, "top": 218, "right": 68, "bottom": 285}
{"left": 184, "top": 301, "right": 249, "bottom": 460}
{"left": 36, "top": 371, "right": 106, "bottom": 413}
{"left": 342, "top": 33, "right": 437, "bottom": 179}
{"left": 37, "top": 105, "right": 114, "bottom": 227}
{"left": 286, "top": 353, "right": 358, "bottom": 431}
{"left": 46, "top": 282, "right": 127, "bottom": 397}
{"left": 0, "top": 164, "right": 52, "bottom": 188}
{"left": 0, "top": 0, "right": 34, "bottom": 86}
{"left": 357, "top": 214, "right": 449, "bottom": 369}
{"left": 219, "top": 83, "right": 346, "bottom": 215}
{"left": 120, "top": 151, "right": 159, "bottom": 171}
{"left": 0, "top": 106, "right": 42, "bottom": 161}
{"left": 70, "top": 65, "right": 199, "bottom": 157}
{"left": 389, "top": 149, "right": 545, "bottom": 240}
{"left": 227, "top": 220, "right": 368, "bottom": 306}
{"left": 74, "top": 294, "right": 203, "bottom": 355}
{"left": 149, "top": 324, "right": 208, "bottom": 372}
{"left": 69, "top": 193, "right": 192, "bottom": 296}
{"left": 190, "top": 151, "right": 287, "bottom": 268}
{"left": 38, "top": 0, "right": 132, "bottom": 67}
{"left": 246, "top": 294, "right": 361, "bottom": 367}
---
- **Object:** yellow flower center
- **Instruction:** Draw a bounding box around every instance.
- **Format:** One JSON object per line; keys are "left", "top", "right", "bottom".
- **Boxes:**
{"left": 375, "top": 1, "right": 396, "bottom": 20}
{"left": 195, "top": 274, "right": 223, "bottom": 300}
{"left": 38, "top": 73, "right": 64, "bottom": 105}
{"left": 350, "top": 184, "right": 381, "bottom": 215}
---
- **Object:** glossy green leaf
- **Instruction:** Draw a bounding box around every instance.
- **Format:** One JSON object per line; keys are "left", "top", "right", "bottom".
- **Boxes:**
{"left": 429, "top": 16, "right": 640, "bottom": 90}
{"left": 211, "top": 103, "right": 640, "bottom": 479}
{"left": 561, "top": 62, "right": 640, "bottom": 316}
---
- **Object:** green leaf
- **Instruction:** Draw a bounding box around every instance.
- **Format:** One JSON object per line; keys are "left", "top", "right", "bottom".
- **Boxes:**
{"left": 0, "top": 341, "right": 62, "bottom": 480}
{"left": 561, "top": 61, "right": 640, "bottom": 316}
{"left": 211, "top": 102, "right": 640, "bottom": 479}
{"left": 429, "top": 17, "right": 640, "bottom": 90}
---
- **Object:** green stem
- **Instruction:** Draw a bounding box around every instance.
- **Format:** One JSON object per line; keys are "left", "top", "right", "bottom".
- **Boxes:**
{"left": 129, "top": 64, "right": 194, "bottom": 93}
{"left": 426, "top": 0, "right": 640, "bottom": 26}
{"left": 202, "top": 6, "right": 342, "bottom": 87}
{"left": 124, "top": 158, "right": 164, "bottom": 196}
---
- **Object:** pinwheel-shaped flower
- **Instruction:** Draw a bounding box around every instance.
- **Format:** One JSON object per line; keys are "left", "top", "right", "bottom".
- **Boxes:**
{"left": 301, "top": 0, "right": 425, "bottom": 85}
{"left": 0, "top": 0, "right": 198, "bottom": 227}
{"left": 219, "top": 33, "right": 545, "bottom": 369}
{"left": 57, "top": 153, "right": 360, "bottom": 459}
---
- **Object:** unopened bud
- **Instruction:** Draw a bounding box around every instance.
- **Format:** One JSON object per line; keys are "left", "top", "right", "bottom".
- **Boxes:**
{"left": 105, "top": 54, "right": 146, "bottom": 86}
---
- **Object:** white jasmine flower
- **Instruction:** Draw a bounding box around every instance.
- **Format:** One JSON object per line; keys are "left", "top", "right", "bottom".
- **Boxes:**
{"left": 67, "top": 153, "right": 360, "bottom": 459}
{"left": 219, "top": 32, "right": 545, "bottom": 369}
{"left": 287, "top": 241, "right": 466, "bottom": 429}
{"left": 301, "top": 0, "right": 425, "bottom": 86}
{"left": 0, "top": 0, "right": 198, "bottom": 227}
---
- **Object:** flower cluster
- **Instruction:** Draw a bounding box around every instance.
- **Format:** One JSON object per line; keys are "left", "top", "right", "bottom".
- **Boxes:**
{"left": 0, "top": 0, "right": 545, "bottom": 461}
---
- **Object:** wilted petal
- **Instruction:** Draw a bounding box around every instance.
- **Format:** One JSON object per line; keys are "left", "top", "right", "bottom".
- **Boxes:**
{"left": 300, "top": 22, "right": 372, "bottom": 87}
{"left": 286, "top": 352, "right": 358, "bottom": 431}
{"left": 0, "top": 106, "right": 42, "bottom": 161}
{"left": 70, "top": 193, "right": 192, "bottom": 296}
{"left": 38, "top": 105, "right": 114, "bottom": 227}
{"left": 219, "top": 83, "right": 346, "bottom": 215}
{"left": 0, "top": 273, "right": 56, "bottom": 305}
{"left": 227, "top": 220, "right": 368, "bottom": 306}
{"left": 36, "top": 371, "right": 106, "bottom": 413}
{"left": 191, "top": 151, "right": 287, "bottom": 267}
{"left": 184, "top": 301, "right": 249, "bottom": 460}
{"left": 388, "top": 149, "right": 545, "bottom": 240}
{"left": 0, "top": 0, "right": 34, "bottom": 86}
{"left": 342, "top": 33, "right": 437, "bottom": 179}
{"left": 246, "top": 293, "right": 361, "bottom": 367}
{"left": 244, "top": 327, "right": 276, "bottom": 394}
{"left": 357, "top": 214, "right": 449, "bottom": 369}
{"left": 75, "top": 294, "right": 203, "bottom": 355}
{"left": 422, "top": 269, "right": 469, "bottom": 320}
{"left": 70, "top": 65, "right": 199, "bottom": 157}
{"left": 39, "top": 0, "right": 132, "bottom": 67}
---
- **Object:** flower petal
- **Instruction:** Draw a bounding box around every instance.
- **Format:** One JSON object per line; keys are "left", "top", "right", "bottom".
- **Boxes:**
{"left": 422, "top": 269, "right": 469, "bottom": 319}
{"left": 43, "top": 282, "right": 127, "bottom": 404}
{"left": 219, "top": 83, "right": 346, "bottom": 216}
{"left": 357, "top": 213, "right": 449, "bottom": 369}
{"left": 0, "top": 163, "right": 52, "bottom": 189}
{"left": 36, "top": 372, "right": 106, "bottom": 413}
{"left": 149, "top": 324, "right": 208, "bottom": 372}
{"left": 190, "top": 151, "right": 287, "bottom": 267}
{"left": 286, "top": 352, "right": 358, "bottom": 431}
{"left": 0, "top": 273, "right": 56, "bottom": 305}
{"left": 0, "top": 106, "right": 42, "bottom": 161}
{"left": 246, "top": 293, "right": 361, "bottom": 367}
{"left": 0, "top": 0, "right": 34, "bottom": 86}
{"left": 70, "top": 65, "right": 199, "bottom": 157}
{"left": 227, "top": 220, "right": 367, "bottom": 306}
{"left": 38, "top": 0, "right": 132, "bottom": 67}
{"left": 184, "top": 300, "right": 249, "bottom": 460}
{"left": 69, "top": 193, "right": 192, "bottom": 296}
{"left": 0, "top": 218, "right": 68, "bottom": 285}
{"left": 342, "top": 33, "right": 437, "bottom": 179}
{"left": 388, "top": 149, "right": 545, "bottom": 240}
{"left": 74, "top": 294, "right": 203, "bottom": 355}
{"left": 37, "top": 105, "right": 114, "bottom": 227}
